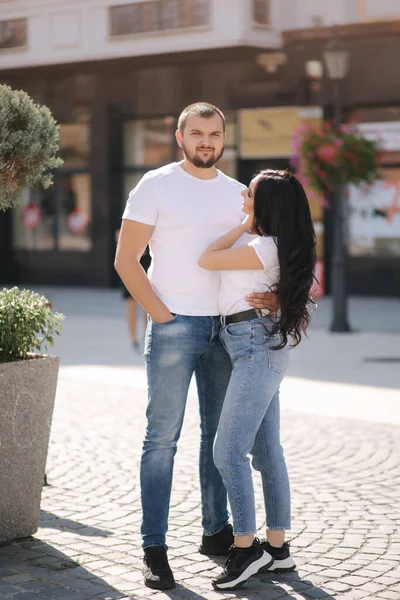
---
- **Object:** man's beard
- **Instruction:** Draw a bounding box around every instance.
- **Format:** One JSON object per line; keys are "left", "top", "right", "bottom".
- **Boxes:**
{"left": 181, "top": 142, "right": 225, "bottom": 169}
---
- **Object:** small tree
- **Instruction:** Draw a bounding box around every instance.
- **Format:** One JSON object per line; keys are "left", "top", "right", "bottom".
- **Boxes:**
{"left": 0, "top": 84, "right": 63, "bottom": 211}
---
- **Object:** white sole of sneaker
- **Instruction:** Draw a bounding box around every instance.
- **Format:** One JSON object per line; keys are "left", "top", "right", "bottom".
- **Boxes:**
{"left": 266, "top": 556, "right": 296, "bottom": 572}
{"left": 213, "top": 551, "right": 274, "bottom": 590}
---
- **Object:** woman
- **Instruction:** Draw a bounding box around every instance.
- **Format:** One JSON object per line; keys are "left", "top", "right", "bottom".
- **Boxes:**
{"left": 198, "top": 169, "right": 316, "bottom": 590}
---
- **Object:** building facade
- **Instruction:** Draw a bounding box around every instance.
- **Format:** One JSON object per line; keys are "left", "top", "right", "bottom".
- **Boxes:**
{"left": 0, "top": 0, "right": 399, "bottom": 294}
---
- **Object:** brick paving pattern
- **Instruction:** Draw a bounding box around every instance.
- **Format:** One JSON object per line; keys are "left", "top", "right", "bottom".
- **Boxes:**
{"left": 0, "top": 372, "right": 399, "bottom": 600}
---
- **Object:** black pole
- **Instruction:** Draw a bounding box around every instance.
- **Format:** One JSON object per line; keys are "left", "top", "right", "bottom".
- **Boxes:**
{"left": 329, "top": 79, "right": 351, "bottom": 332}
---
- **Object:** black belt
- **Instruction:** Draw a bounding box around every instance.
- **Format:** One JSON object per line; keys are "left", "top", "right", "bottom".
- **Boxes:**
{"left": 220, "top": 308, "right": 270, "bottom": 327}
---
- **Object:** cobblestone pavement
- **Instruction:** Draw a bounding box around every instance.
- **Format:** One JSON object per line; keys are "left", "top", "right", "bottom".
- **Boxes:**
{"left": 1, "top": 289, "right": 399, "bottom": 600}
{"left": 0, "top": 369, "right": 399, "bottom": 600}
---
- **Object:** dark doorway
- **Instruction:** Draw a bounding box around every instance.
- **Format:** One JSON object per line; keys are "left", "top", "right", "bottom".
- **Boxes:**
{"left": 238, "top": 158, "right": 291, "bottom": 186}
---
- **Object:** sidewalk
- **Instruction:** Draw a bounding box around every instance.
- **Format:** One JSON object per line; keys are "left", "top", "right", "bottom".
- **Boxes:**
{"left": 1, "top": 287, "right": 399, "bottom": 600}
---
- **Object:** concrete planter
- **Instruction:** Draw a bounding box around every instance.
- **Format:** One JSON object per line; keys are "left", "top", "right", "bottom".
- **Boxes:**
{"left": 0, "top": 354, "right": 59, "bottom": 543}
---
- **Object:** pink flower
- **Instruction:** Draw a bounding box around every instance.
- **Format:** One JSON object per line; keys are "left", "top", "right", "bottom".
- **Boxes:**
{"left": 316, "top": 144, "right": 340, "bottom": 163}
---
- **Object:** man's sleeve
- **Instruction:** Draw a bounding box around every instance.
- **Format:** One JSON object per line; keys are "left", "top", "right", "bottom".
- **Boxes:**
{"left": 122, "top": 172, "right": 158, "bottom": 226}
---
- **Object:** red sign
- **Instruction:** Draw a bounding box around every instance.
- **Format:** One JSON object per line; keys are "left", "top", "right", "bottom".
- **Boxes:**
{"left": 22, "top": 203, "right": 41, "bottom": 230}
{"left": 311, "top": 259, "right": 325, "bottom": 298}
{"left": 67, "top": 209, "right": 88, "bottom": 235}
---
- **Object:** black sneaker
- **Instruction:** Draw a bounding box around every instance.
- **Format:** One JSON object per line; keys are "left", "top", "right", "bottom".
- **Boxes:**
{"left": 143, "top": 546, "right": 175, "bottom": 590}
{"left": 260, "top": 541, "right": 296, "bottom": 572}
{"left": 212, "top": 538, "right": 274, "bottom": 590}
{"left": 199, "top": 523, "right": 234, "bottom": 556}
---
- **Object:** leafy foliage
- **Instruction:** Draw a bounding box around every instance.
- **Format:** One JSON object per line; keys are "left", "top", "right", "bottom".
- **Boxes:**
{"left": 0, "top": 84, "right": 63, "bottom": 211}
{"left": 292, "top": 122, "right": 381, "bottom": 198}
{"left": 0, "top": 287, "right": 64, "bottom": 363}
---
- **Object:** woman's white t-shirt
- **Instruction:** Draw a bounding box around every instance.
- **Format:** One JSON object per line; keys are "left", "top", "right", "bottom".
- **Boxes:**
{"left": 219, "top": 233, "right": 280, "bottom": 316}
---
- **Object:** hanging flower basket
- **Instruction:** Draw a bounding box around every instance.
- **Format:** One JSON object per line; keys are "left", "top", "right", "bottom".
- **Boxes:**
{"left": 0, "top": 84, "right": 63, "bottom": 211}
{"left": 291, "top": 122, "right": 382, "bottom": 199}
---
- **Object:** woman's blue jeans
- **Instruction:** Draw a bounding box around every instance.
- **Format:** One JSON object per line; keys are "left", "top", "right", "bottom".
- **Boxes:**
{"left": 215, "top": 317, "right": 291, "bottom": 536}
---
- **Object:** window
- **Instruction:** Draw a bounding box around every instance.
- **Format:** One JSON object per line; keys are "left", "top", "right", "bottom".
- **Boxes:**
{"left": 123, "top": 118, "right": 175, "bottom": 167}
{"left": 13, "top": 122, "right": 92, "bottom": 252}
{"left": 253, "top": 0, "right": 270, "bottom": 25}
{"left": 348, "top": 167, "right": 400, "bottom": 257}
{"left": 13, "top": 174, "right": 92, "bottom": 252}
{"left": 110, "top": 0, "right": 210, "bottom": 36}
{"left": 13, "top": 188, "right": 56, "bottom": 251}
{"left": 0, "top": 18, "right": 27, "bottom": 49}
{"left": 59, "top": 123, "right": 90, "bottom": 168}
{"left": 216, "top": 112, "right": 238, "bottom": 179}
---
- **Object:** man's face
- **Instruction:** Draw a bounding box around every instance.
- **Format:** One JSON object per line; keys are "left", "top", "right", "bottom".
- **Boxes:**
{"left": 176, "top": 113, "right": 225, "bottom": 168}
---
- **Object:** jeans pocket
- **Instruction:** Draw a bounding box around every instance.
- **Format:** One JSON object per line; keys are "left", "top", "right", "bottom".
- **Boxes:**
{"left": 267, "top": 344, "right": 289, "bottom": 374}
{"left": 151, "top": 314, "right": 179, "bottom": 326}
{"left": 224, "top": 323, "right": 251, "bottom": 338}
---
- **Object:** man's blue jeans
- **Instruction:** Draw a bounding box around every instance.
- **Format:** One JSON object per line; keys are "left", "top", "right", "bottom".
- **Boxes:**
{"left": 141, "top": 314, "right": 231, "bottom": 549}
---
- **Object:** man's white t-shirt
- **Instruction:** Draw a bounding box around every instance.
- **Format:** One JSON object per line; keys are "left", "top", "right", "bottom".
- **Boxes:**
{"left": 219, "top": 233, "right": 280, "bottom": 316}
{"left": 122, "top": 162, "right": 245, "bottom": 316}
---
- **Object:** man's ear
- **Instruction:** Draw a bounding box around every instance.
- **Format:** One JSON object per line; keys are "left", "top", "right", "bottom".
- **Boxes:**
{"left": 175, "top": 129, "right": 183, "bottom": 148}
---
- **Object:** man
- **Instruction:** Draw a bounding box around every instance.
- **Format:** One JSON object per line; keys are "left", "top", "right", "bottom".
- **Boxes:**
{"left": 115, "top": 102, "right": 278, "bottom": 590}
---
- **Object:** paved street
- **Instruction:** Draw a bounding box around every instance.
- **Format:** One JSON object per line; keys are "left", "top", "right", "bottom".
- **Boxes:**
{"left": 1, "top": 288, "right": 400, "bottom": 600}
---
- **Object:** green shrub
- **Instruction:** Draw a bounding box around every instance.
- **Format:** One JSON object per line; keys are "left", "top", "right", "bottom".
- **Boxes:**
{"left": 0, "top": 84, "right": 63, "bottom": 211}
{"left": 0, "top": 287, "right": 64, "bottom": 363}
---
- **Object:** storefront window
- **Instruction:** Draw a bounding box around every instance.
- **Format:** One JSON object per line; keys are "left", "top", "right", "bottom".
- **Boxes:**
{"left": 348, "top": 167, "right": 400, "bottom": 257}
{"left": 123, "top": 118, "right": 175, "bottom": 167}
{"left": 59, "top": 123, "right": 90, "bottom": 168}
{"left": 58, "top": 174, "right": 92, "bottom": 251}
{"left": 122, "top": 112, "right": 238, "bottom": 200}
{"left": 219, "top": 112, "right": 237, "bottom": 178}
{"left": 12, "top": 174, "right": 92, "bottom": 252}
{"left": 123, "top": 172, "right": 147, "bottom": 209}
{"left": 348, "top": 121, "right": 400, "bottom": 257}
{"left": 13, "top": 188, "right": 56, "bottom": 251}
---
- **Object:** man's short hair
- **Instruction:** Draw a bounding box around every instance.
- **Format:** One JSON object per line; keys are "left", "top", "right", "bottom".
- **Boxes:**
{"left": 178, "top": 102, "right": 226, "bottom": 133}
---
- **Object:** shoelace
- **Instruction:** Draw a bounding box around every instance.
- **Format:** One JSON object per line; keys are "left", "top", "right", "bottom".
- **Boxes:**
{"left": 224, "top": 538, "right": 259, "bottom": 571}
{"left": 224, "top": 545, "right": 243, "bottom": 571}
{"left": 145, "top": 548, "right": 169, "bottom": 571}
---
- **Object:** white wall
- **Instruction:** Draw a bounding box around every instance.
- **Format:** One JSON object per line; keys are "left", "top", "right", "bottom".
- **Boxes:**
{"left": 273, "top": 0, "right": 400, "bottom": 30}
{"left": 1, "top": 0, "right": 399, "bottom": 72}
{"left": 364, "top": 0, "right": 400, "bottom": 20}
{"left": 0, "top": 0, "right": 280, "bottom": 71}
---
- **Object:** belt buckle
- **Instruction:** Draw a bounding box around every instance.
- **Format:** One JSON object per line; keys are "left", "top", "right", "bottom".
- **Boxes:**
{"left": 220, "top": 315, "right": 226, "bottom": 327}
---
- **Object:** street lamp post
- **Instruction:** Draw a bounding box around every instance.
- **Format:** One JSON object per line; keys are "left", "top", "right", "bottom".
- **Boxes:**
{"left": 322, "top": 36, "right": 351, "bottom": 332}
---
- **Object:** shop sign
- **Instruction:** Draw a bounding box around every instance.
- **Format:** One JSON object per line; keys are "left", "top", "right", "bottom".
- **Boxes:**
{"left": 67, "top": 209, "right": 88, "bottom": 235}
{"left": 239, "top": 106, "right": 322, "bottom": 159}
{"left": 348, "top": 169, "right": 400, "bottom": 257}
{"left": 358, "top": 121, "right": 400, "bottom": 152}
{"left": 22, "top": 203, "right": 41, "bottom": 230}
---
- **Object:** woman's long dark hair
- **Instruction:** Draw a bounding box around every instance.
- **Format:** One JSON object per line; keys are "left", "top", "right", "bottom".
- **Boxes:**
{"left": 252, "top": 169, "right": 317, "bottom": 349}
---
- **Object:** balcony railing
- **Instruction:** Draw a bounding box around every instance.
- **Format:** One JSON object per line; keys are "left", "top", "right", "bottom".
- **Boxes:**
{"left": 0, "top": 18, "right": 27, "bottom": 50}
{"left": 110, "top": 0, "right": 210, "bottom": 37}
